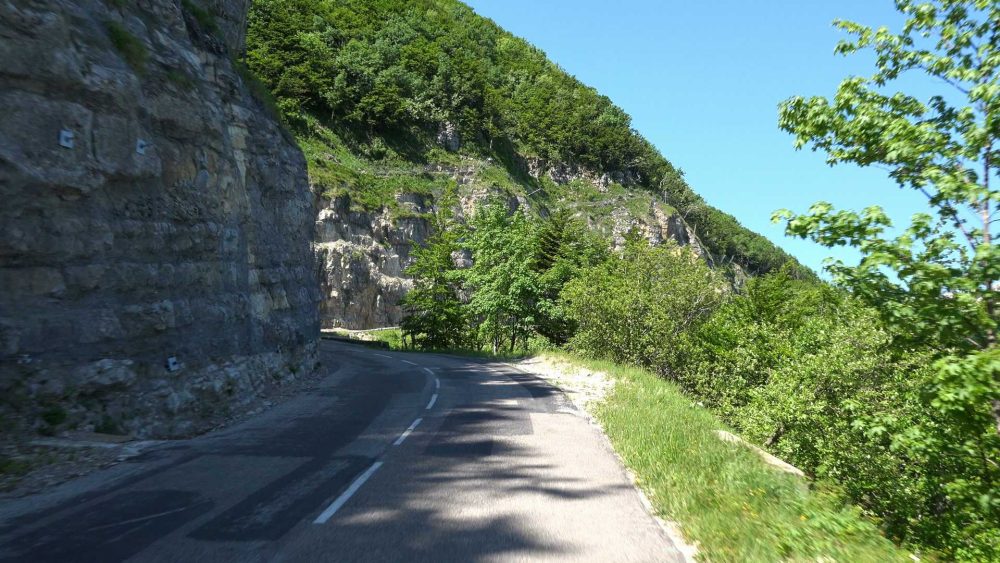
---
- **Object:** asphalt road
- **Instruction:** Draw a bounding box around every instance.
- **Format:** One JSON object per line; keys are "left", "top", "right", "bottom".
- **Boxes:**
{"left": 0, "top": 340, "right": 684, "bottom": 562}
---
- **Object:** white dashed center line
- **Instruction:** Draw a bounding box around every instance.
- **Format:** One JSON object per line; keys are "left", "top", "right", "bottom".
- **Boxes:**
{"left": 313, "top": 461, "right": 384, "bottom": 524}
{"left": 313, "top": 350, "right": 443, "bottom": 524}
{"left": 393, "top": 417, "right": 423, "bottom": 446}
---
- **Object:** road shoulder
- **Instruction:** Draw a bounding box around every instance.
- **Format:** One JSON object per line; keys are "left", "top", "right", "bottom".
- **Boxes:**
{"left": 511, "top": 354, "right": 699, "bottom": 562}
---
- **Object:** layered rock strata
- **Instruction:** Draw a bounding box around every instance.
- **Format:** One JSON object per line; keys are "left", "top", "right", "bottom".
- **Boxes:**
{"left": 0, "top": 0, "right": 319, "bottom": 438}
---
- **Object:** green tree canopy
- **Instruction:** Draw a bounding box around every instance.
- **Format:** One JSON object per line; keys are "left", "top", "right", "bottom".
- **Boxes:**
{"left": 561, "top": 233, "right": 725, "bottom": 371}
{"left": 464, "top": 202, "right": 540, "bottom": 353}
{"left": 776, "top": 3, "right": 1000, "bottom": 555}
{"left": 399, "top": 204, "right": 467, "bottom": 350}
{"left": 776, "top": 0, "right": 999, "bottom": 423}
{"left": 777, "top": 0, "right": 998, "bottom": 355}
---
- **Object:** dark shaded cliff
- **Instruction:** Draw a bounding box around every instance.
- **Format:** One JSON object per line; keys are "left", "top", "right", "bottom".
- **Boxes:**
{"left": 0, "top": 0, "right": 320, "bottom": 438}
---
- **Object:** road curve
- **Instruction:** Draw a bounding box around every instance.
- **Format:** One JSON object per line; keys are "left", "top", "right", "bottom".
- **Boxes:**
{"left": 0, "top": 340, "right": 683, "bottom": 562}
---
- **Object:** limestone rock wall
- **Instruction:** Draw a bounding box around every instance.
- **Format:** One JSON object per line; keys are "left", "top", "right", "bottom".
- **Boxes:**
{"left": 314, "top": 195, "right": 432, "bottom": 329}
{"left": 609, "top": 203, "right": 710, "bottom": 261}
{"left": 0, "top": 0, "right": 320, "bottom": 438}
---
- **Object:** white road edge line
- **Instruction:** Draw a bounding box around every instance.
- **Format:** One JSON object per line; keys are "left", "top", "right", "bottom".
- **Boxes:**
{"left": 401, "top": 360, "right": 417, "bottom": 366}
{"left": 373, "top": 353, "right": 390, "bottom": 359}
{"left": 422, "top": 367, "right": 434, "bottom": 376}
{"left": 313, "top": 461, "right": 384, "bottom": 524}
{"left": 393, "top": 417, "right": 423, "bottom": 446}
{"left": 434, "top": 377, "right": 440, "bottom": 390}
{"left": 425, "top": 393, "right": 438, "bottom": 410}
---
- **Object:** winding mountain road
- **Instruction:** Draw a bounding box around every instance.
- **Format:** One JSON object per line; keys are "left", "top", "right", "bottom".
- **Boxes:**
{"left": 0, "top": 340, "right": 683, "bottom": 562}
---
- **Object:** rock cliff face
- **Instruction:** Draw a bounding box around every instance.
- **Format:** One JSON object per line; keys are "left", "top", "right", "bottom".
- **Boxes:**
{"left": 314, "top": 194, "right": 431, "bottom": 329}
{"left": 525, "top": 157, "right": 641, "bottom": 192}
{"left": 0, "top": 0, "right": 319, "bottom": 438}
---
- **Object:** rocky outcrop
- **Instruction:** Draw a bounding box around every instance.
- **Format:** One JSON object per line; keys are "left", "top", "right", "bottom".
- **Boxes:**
{"left": 525, "top": 157, "right": 641, "bottom": 191}
{"left": 610, "top": 203, "right": 710, "bottom": 261}
{"left": 314, "top": 194, "right": 431, "bottom": 329}
{"left": 436, "top": 121, "right": 460, "bottom": 152}
{"left": 312, "top": 161, "right": 541, "bottom": 329}
{"left": 0, "top": 0, "right": 319, "bottom": 438}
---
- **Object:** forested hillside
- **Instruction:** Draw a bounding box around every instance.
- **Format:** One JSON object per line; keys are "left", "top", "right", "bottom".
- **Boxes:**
{"left": 246, "top": 0, "right": 801, "bottom": 276}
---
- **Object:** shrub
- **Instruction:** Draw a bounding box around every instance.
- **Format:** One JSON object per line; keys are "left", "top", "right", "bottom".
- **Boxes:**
{"left": 180, "top": 0, "right": 218, "bottom": 33}
{"left": 106, "top": 21, "right": 147, "bottom": 72}
{"left": 561, "top": 233, "right": 725, "bottom": 370}
{"left": 40, "top": 406, "right": 67, "bottom": 427}
{"left": 675, "top": 271, "right": 999, "bottom": 559}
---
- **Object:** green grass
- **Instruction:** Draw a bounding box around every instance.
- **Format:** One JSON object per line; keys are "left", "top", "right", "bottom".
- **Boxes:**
{"left": 424, "top": 146, "right": 466, "bottom": 166}
{"left": 477, "top": 163, "right": 521, "bottom": 192}
{"left": 317, "top": 170, "right": 444, "bottom": 213}
{"left": 342, "top": 327, "right": 406, "bottom": 350}
{"left": 302, "top": 122, "right": 456, "bottom": 215}
{"left": 106, "top": 21, "right": 147, "bottom": 72}
{"left": 369, "top": 328, "right": 405, "bottom": 349}
{"left": 296, "top": 116, "right": 685, "bottom": 234}
{"left": 624, "top": 191, "right": 654, "bottom": 218}
{"left": 542, "top": 351, "right": 911, "bottom": 563}
{"left": 181, "top": 0, "right": 218, "bottom": 33}
{"left": 0, "top": 456, "right": 31, "bottom": 477}
{"left": 327, "top": 327, "right": 402, "bottom": 350}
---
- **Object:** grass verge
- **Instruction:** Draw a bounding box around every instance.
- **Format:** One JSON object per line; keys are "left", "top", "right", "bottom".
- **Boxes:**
{"left": 542, "top": 351, "right": 911, "bottom": 562}
{"left": 325, "top": 327, "right": 402, "bottom": 350}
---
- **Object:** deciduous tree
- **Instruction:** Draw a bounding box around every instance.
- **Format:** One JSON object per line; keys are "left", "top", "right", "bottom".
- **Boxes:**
{"left": 776, "top": 0, "right": 999, "bottom": 431}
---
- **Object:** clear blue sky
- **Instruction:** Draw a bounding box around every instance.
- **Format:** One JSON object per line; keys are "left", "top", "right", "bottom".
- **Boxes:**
{"left": 464, "top": 0, "right": 934, "bottom": 274}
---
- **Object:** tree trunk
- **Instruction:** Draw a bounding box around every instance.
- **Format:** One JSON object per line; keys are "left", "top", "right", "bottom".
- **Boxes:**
{"left": 993, "top": 399, "right": 1000, "bottom": 436}
{"left": 982, "top": 147, "right": 995, "bottom": 347}
{"left": 764, "top": 423, "right": 786, "bottom": 448}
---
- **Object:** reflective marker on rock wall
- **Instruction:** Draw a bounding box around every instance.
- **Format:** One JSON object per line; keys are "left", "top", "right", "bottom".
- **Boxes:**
{"left": 58, "top": 129, "right": 74, "bottom": 149}
{"left": 165, "top": 357, "right": 181, "bottom": 372}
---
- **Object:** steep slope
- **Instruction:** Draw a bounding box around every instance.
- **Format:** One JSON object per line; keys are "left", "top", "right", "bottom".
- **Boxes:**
{"left": 0, "top": 0, "right": 320, "bottom": 438}
{"left": 248, "top": 0, "right": 804, "bottom": 329}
